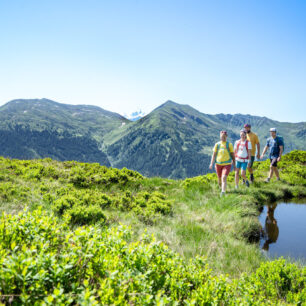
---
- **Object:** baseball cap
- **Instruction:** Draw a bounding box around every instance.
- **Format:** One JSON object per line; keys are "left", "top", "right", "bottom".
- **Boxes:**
{"left": 220, "top": 130, "right": 228, "bottom": 135}
{"left": 240, "top": 129, "right": 247, "bottom": 133}
{"left": 269, "top": 128, "right": 277, "bottom": 132}
{"left": 244, "top": 124, "right": 251, "bottom": 128}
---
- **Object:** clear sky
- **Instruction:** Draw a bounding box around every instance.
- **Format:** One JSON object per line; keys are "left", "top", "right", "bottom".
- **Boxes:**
{"left": 0, "top": 0, "right": 305, "bottom": 122}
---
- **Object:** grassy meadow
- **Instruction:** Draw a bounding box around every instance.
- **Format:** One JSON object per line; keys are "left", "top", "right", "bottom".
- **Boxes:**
{"left": 0, "top": 150, "right": 305, "bottom": 304}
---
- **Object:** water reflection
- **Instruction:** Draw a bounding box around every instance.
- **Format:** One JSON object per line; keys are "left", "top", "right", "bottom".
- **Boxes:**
{"left": 262, "top": 204, "right": 279, "bottom": 251}
{"left": 259, "top": 201, "right": 306, "bottom": 261}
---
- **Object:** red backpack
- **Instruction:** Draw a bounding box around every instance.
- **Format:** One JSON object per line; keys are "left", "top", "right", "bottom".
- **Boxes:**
{"left": 235, "top": 140, "right": 249, "bottom": 161}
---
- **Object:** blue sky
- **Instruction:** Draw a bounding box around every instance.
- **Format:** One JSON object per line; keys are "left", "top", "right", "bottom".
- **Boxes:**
{"left": 0, "top": 0, "right": 305, "bottom": 122}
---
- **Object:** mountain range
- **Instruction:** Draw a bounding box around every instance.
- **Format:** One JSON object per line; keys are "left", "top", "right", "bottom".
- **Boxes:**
{"left": 0, "top": 98, "right": 304, "bottom": 178}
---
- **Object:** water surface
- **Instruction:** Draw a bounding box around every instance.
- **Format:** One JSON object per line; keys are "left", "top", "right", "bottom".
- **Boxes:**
{"left": 259, "top": 200, "right": 306, "bottom": 262}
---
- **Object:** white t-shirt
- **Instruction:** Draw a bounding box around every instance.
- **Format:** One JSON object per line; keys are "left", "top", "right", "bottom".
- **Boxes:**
{"left": 234, "top": 140, "right": 252, "bottom": 162}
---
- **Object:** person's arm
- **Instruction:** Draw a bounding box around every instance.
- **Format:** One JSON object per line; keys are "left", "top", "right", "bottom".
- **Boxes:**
{"left": 256, "top": 142, "right": 260, "bottom": 160}
{"left": 209, "top": 151, "right": 217, "bottom": 170}
{"left": 247, "top": 149, "right": 252, "bottom": 167}
{"left": 254, "top": 135, "right": 260, "bottom": 159}
{"left": 277, "top": 146, "right": 283, "bottom": 162}
{"left": 229, "top": 143, "right": 236, "bottom": 170}
{"left": 230, "top": 152, "right": 236, "bottom": 170}
{"left": 260, "top": 146, "right": 268, "bottom": 159}
{"left": 234, "top": 141, "right": 237, "bottom": 155}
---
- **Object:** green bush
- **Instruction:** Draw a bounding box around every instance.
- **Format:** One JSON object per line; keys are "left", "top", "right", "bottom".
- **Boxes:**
{"left": 47, "top": 186, "right": 172, "bottom": 225}
{"left": 183, "top": 173, "right": 216, "bottom": 189}
{"left": 0, "top": 209, "right": 304, "bottom": 305}
{"left": 65, "top": 204, "right": 106, "bottom": 225}
{"left": 51, "top": 190, "right": 111, "bottom": 225}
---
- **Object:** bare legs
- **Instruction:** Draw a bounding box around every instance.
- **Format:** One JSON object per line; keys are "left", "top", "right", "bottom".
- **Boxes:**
{"left": 247, "top": 166, "right": 253, "bottom": 175}
{"left": 268, "top": 165, "right": 280, "bottom": 180}
{"left": 218, "top": 175, "right": 228, "bottom": 194}
{"left": 221, "top": 175, "right": 227, "bottom": 192}
{"left": 218, "top": 176, "right": 222, "bottom": 188}
{"left": 235, "top": 168, "right": 248, "bottom": 188}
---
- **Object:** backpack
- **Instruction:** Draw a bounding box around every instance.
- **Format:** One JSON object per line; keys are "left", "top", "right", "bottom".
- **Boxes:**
{"left": 235, "top": 140, "right": 249, "bottom": 161}
{"left": 275, "top": 136, "right": 284, "bottom": 151}
{"left": 216, "top": 141, "right": 232, "bottom": 164}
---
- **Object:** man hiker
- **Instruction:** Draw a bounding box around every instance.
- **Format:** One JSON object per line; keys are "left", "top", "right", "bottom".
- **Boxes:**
{"left": 244, "top": 123, "right": 260, "bottom": 183}
{"left": 260, "top": 128, "right": 284, "bottom": 182}
{"left": 234, "top": 129, "right": 252, "bottom": 188}
{"left": 209, "top": 130, "right": 235, "bottom": 196}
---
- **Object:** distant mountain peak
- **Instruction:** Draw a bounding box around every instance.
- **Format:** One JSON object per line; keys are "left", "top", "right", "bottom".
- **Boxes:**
{"left": 159, "top": 100, "right": 181, "bottom": 107}
{"left": 123, "top": 110, "right": 146, "bottom": 121}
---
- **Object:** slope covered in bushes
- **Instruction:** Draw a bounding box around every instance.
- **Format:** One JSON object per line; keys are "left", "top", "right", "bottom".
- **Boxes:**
{"left": 0, "top": 209, "right": 305, "bottom": 305}
{"left": 0, "top": 151, "right": 305, "bottom": 303}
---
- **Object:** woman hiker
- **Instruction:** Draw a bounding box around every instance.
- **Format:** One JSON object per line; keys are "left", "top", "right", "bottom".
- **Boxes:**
{"left": 234, "top": 129, "right": 252, "bottom": 188}
{"left": 209, "top": 130, "right": 235, "bottom": 196}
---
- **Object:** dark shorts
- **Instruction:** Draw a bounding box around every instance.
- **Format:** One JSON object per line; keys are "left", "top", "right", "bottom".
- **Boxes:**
{"left": 248, "top": 156, "right": 255, "bottom": 168}
{"left": 215, "top": 164, "right": 231, "bottom": 178}
{"left": 270, "top": 158, "right": 278, "bottom": 167}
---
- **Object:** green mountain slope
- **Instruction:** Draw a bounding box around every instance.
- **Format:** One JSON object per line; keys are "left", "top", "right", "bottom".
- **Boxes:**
{"left": 106, "top": 101, "right": 226, "bottom": 178}
{"left": 0, "top": 99, "right": 129, "bottom": 165}
{"left": 0, "top": 98, "right": 128, "bottom": 140}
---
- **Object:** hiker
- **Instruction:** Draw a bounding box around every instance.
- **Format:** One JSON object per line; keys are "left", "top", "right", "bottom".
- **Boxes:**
{"left": 234, "top": 129, "right": 252, "bottom": 188}
{"left": 244, "top": 124, "right": 260, "bottom": 183}
{"left": 209, "top": 130, "right": 235, "bottom": 196}
{"left": 260, "top": 128, "right": 284, "bottom": 182}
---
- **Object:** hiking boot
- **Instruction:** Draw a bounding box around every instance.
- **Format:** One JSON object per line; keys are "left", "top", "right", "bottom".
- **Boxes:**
{"left": 245, "top": 180, "right": 250, "bottom": 187}
{"left": 235, "top": 185, "right": 238, "bottom": 189}
{"left": 264, "top": 178, "right": 270, "bottom": 183}
{"left": 242, "top": 179, "right": 246, "bottom": 185}
{"left": 250, "top": 174, "right": 254, "bottom": 183}
{"left": 220, "top": 191, "right": 225, "bottom": 197}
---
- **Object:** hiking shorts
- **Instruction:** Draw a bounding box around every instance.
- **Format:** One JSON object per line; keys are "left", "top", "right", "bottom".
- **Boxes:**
{"left": 270, "top": 158, "right": 278, "bottom": 167}
{"left": 248, "top": 156, "right": 255, "bottom": 168}
{"left": 215, "top": 164, "right": 231, "bottom": 178}
{"left": 236, "top": 161, "right": 248, "bottom": 171}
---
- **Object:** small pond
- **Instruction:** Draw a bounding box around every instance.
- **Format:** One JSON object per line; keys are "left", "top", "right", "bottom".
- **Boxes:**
{"left": 259, "top": 200, "right": 306, "bottom": 262}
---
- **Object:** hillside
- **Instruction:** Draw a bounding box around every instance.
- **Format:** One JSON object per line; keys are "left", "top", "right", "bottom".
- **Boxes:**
{"left": 0, "top": 99, "right": 128, "bottom": 166}
{"left": 105, "top": 101, "right": 221, "bottom": 178}
{"left": 0, "top": 98, "right": 127, "bottom": 137}
{"left": 0, "top": 98, "right": 305, "bottom": 178}
{"left": 0, "top": 151, "right": 305, "bottom": 304}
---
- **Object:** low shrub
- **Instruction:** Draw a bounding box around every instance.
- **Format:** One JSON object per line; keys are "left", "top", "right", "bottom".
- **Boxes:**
{"left": 0, "top": 210, "right": 304, "bottom": 305}
{"left": 65, "top": 204, "right": 106, "bottom": 225}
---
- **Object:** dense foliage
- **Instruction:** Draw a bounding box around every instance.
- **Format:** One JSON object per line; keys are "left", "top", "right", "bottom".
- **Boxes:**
{"left": 0, "top": 157, "right": 172, "bottom": 225}
{"left": 0, "top": 127, "right": 111, "bottom": 166}
{"left": 0, "top": 209, "right": 305, "bottom": 305}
